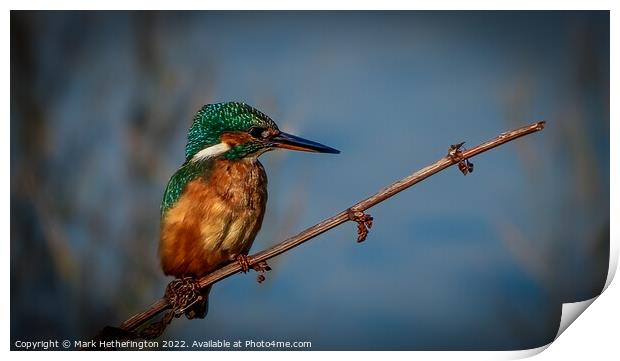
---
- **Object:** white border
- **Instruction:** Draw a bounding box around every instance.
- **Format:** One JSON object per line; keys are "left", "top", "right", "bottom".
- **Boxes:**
{"left": 4, "top": 1, "right": 616, "bottom": 359}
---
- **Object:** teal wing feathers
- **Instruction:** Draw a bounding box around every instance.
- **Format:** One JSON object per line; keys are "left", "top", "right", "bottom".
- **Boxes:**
{"left": 161, "top": 161, "right": 212, "bottom": 216}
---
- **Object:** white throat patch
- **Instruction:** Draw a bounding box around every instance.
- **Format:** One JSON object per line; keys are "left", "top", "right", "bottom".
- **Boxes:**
{"left": 191, "top": 142, "right": 231, "bottom": 162}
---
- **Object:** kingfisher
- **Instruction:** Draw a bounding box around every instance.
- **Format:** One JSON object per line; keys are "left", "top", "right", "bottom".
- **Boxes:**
{"left": 159, "top": 102, "right": 339, "bottom": 319}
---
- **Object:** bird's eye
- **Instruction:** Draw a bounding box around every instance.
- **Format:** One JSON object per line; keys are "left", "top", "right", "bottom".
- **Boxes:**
{"left": 249, "top": 127, "right": 270, "bottom": 139}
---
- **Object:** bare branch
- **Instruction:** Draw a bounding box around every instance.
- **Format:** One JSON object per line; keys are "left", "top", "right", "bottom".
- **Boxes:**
{"left": 116, "top": 121, "right": 546, "bottom": 335}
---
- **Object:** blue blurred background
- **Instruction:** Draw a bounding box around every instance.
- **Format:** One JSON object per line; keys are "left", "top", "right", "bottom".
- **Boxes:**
{"left": 11, "top": 11, "right": 609, "bottom": 350}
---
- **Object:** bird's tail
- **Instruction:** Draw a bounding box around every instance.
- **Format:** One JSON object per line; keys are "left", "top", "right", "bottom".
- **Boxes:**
{"left": 184, "top": 285, "right": 212, "bottom": 320}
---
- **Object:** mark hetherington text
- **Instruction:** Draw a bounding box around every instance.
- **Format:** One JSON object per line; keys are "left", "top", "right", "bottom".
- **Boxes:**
{"left": 75, "top": 339, "right": 159, "bottom": 349}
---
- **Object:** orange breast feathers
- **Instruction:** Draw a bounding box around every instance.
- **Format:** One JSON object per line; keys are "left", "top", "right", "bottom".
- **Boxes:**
{"left": 159, "top": 159, "right": 268, "bottom": 278}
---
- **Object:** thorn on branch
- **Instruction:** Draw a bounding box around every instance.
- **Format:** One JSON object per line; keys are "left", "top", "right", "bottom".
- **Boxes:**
{"left": 252, "top": 260, "right": 272, "bottom": 273}
{"left": 348, "top": 210, "right": 373, "bottom": 242}
{"left": 448, "top": 142, "right": 474, "bottom": 175}
{"left": 251, "top": 260, "right": 272, "bottom": 284}
{"left": 457, "top": 159, "right": 474, "bottom": 175}
{"left": 238, "top": 255, "right": 272, "bottom": 283}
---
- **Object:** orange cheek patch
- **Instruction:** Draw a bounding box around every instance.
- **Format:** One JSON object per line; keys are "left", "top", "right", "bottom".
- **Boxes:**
{"left": 221, "top": 131, "right": 255, "bottom": 146}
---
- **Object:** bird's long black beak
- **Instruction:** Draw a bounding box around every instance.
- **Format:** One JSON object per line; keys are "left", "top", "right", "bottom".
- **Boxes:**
{"left": 271, "top": 131, "right": 340, "bottom": 154}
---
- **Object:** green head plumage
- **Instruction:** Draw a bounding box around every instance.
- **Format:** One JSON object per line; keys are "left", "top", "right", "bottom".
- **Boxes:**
{"left": 185, "top": 102, "right": 278, "bottom": 161}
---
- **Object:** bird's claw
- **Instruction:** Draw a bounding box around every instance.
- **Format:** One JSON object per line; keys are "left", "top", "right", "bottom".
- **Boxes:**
{"left": 236, "top": 254, "right": 251, "bottom": 273}
{"left": 165, "top": 277, "right": 203, "bottom": 317}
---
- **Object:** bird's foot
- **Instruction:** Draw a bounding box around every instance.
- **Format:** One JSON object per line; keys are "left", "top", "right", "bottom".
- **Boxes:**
{"left": 236, "top": 255, "right": 272, "bottom": 284}
{"left": 165, "top": 277, "right": 204, "bottom": 318}
{"left": 348, "top": 209, "right": 374, "bottom": 242}
{"left": 236, "top": 254, "right": 251, "bottom": 273}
